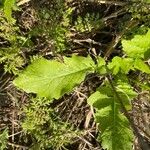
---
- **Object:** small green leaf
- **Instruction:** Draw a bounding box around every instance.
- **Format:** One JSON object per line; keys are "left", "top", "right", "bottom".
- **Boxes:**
{"left": 108, "top": 57, "right": 122, "bottom": 75}
{"left": 134, "top": 59, "right": 150, "bottom": 74}
{"left": 13, "top": 55, "right": 95, "bottom": 99}
{"left": 116, "top": 80, "right": 137, "bottom": 99}
{"left": 108, "top": 57, "right": 134, "bottom": 75}
{"left": 4, "top": 0, "right": 16, "bottom": 23}
{"left": 97, "top": 57, "right": 106, "bottom": 74}
{"left": 122, "top": 29, "right": 150, "bottom": 58}
{"left": 116, "top": 81, "right": 137, "bottom": 110}
{"left": 88, "top": 91, "right": 113, "bottom": 109}
{"left": 0, "top": 128, "right": 8, "bottom": 150}
{"left": 88, "top": 80, "right": 137, "bottom": 110}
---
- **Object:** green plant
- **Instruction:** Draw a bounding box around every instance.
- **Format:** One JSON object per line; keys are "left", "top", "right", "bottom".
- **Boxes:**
{"left": 13, "top": 28, "right": 150, "bottom": 150}
{"left": 0, "top": 1, "right": 28, "bottom": 74}
{"left": 30, "top": 1, "right": 73, "bottom": 52}
{"left": 74, "top": 13, "right": 102, "bottom": 33}
{"left": 21, "top": 97, "right": 81, "bottom": 149}
{"left": 3, "top": 0, "right": 16, "bottom": 23}
{"left": 129, "top": 0, "right": 150, "bottom": 24}
{"left": 0, "top": 14, "right": 26, "bottom": 74}
{"left": 0, "top": 128, "right": 9, "bottom": 150}
{"left": 0, "top": 0, "right": 72, "bottom": 74}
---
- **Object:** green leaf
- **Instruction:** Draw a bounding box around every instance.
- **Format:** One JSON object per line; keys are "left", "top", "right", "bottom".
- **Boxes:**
{"left": 122, "top": 29, "right": 150, "bottom": 58}
{"left": 4, "top": 0, "right": 16, "bottom": 23}
{"left": 87, "top": 80, "right": 136, "bottom": 150}
{"left": 97, "top": 57, "right": 106, "bottom": 74}
{"left": 96, "top": 106, "right": 134, "bottom": 150}
{"left": 87, "top": 91, "right": 113, "bottom": 109}
{"left": 116, "top": 80, "right": 138, "bottom": 102}
{"left": 13, "top": 55, "right": 95, "bottom": 99}
{"left": 108, "top": 57, "right": 134, "bottom": 75}
{"left": 0, "top": 128, "right": 8, "bottom": 150}
{"left": 88, "top": 80, "right": 137, "bottom": 110}
{"left": 134, "top": 59, "right": 150, "bottom": 74}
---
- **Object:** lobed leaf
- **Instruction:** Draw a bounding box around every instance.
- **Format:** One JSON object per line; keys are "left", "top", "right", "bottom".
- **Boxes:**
{"left": 88, "top": 80, "right": 137, "bottom": 109}
{"left": 96, "top": 106, "right": 133, "bottom": 150}
{"left": 122, "top": 29, "right": 150, "bottom": 58}
{"left": 108, "top": 56, "right": 150, "bottom": 75}
{"left": 108, "top": 56, "right": 134, "bottom": 75}
{"left": 87, "top": 80, "right": 136, "bottom": 150}
{"left": 13, "top": 55, "right": 95, "bottom": 99}
{"left": 116, "top": 80, "right": 138, "bottom": 103}
{"left": 134, "top": 59, "right": 150, "bottom": 74}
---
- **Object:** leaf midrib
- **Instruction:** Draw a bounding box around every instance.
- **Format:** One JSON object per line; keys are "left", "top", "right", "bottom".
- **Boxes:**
{"left": 23, "top": 66, "right": 93, "bottom": 84}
